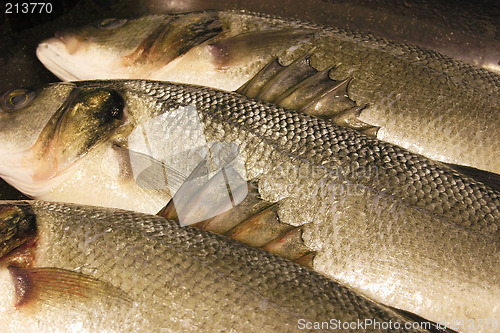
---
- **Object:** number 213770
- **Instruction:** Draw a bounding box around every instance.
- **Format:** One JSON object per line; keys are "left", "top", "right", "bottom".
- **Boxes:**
{"left": 5, "top": 3, "right": 53, "bottom": 14}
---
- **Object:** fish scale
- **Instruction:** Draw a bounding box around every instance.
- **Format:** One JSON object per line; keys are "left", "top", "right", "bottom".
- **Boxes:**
{"left": 107, "top": 80, "right": 497, "bottom": 332}
{"left": 36, "top": 10, "right": 500, "bottom": 173}
{"left": 0, "top": 79, "right": 498, "bottom": 332}
{"left": 0, "top": 200, "right": 435, "bottom": 332}
{"left": 125, "top": 80, "right": 498, "bottom": 237}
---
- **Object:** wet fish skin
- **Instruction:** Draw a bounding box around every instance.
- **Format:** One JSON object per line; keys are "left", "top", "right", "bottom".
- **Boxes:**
{"left": 0, "top": 200, "right": 433, "bottom": 333}
{"left": 0, "top": 83, "right": 172, "bottom": 213}
{"left": 0, "top": 79, "right": 497, "bottom": 332}
{"left": 36, "top": 10, "right": 500, "bottom": 174}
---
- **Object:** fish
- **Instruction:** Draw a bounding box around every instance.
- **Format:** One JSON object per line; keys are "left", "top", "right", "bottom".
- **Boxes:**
{"left": 138, "top": 0, "right": 500, "bottom": 74}
{"left": 0, "top": 200, "right": 446, "bottom": 333}
{"left": 36, "top": 10, "right": 500, "bottom": 174}
{"left": 0, "top": 79, "right": 498, "bottom": 332}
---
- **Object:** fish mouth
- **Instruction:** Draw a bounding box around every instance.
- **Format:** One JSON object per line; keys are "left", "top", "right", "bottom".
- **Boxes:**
{"left": 36, "top": 39, "right": 81, "bottom": 81}
{"left": 0, "top": 147, "right": 77, "bottom": 198}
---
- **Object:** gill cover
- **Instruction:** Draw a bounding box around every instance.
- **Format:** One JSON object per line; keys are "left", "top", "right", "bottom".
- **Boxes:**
{"left": 31, "top": 87, "right": 126, "bottom": 180}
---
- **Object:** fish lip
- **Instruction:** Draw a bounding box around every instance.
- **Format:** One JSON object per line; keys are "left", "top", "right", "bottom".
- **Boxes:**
{"left": 36, "top": 40, "right": 81, "bottom": 81}
{"left": 0, "top": 143, "right": 90, "bottom": 198}
{"left": 0, "top": 149, "right": 53, "bottom": 197}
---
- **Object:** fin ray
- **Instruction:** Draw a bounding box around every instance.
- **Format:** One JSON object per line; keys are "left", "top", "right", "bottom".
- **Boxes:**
{"left": 255, "top": 55, "right": 319, "bottom": 102}
{"left": 112, "top": 144, "right": 187, "bottom": 192}
{"left": 224, "top": 203, "right": 295, "bottom": 247}
{"left": 235, "top": 55, "right": 378, "bottom": 134}
{"left": 209, "top": 29, "right": 316, "bottom": 69}
{"left": 157, "top": 142, "right": 247, "bottom": 226}
{"left": 158, "top": 169, "right": 317, "bottom": 267}
{"left": 262, "top": 225, "right": 312, "bottom": 261}
{"left": 8, "top": 266, "right": 131, "bottom": 308}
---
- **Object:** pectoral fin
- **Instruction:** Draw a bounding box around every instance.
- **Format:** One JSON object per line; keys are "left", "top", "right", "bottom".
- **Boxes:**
{"left": 8, "top": 266, "right": 131, "bottom": 308}
{"left": 209, "top": 29, "right": 317, "bottom": 69}
{"left": 113, "top": 144, "right": 187, "bottom": 192}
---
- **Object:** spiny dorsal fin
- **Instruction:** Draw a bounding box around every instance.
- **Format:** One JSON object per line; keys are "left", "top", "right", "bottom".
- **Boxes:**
{"left": 299, "top": 77, "right": 356, "bottom": 118}
{"left": 294, "top": 252, "right": 316, "bottom": 269}
{"left": 224, "top": 202, "right": 295, "bottom": 247}
{"left": 254, "top": 55, "right": 319, "bottom": 102}
{"left": 330, "top": 105, "right": 379, "bottom": 132}
{"left": 237, "top": 58, "right": 285, "bottom": 98}
{"left": 157, "top": 175, "right": 316, "bottom": 268}
{"left": 236, "top": 55, "right": 379, "bottom": 136}
{"left": 238, "top": 55, "right": 318, "bottom": 103}
{"left": 156, "top": 142, "right": 247, "bottom": 226}
{"left": 196, "top": 180, "right": 273, "bottom": 234}
{"left": 262, "top": 225, "right": 312, "bottom": 261}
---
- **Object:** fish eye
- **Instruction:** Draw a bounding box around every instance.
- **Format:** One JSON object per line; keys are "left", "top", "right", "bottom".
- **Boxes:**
{"left": 96, "top": 18, "right": 127, "bottom": 30}
{"left": 0, "top": 89, "right": 35, "bottom": 112}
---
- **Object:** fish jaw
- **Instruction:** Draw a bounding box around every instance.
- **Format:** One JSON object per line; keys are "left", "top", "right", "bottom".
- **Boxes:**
{"left": 0, "top": 83, "right": 170, "bottom": 211}
{"left": 0, "top": 141, "right": 171, "bottom": 214}
{"left": 36, "top": 10, "right": 500, "bottom": 174}
{"left": 0, "top": 149, "right": 51, "bottom": 198}
{"left": 37, "top": 37, "right": 133, "bottom": 81}
{"left": 37, "top": 35, "right": 256, "bottom": 90}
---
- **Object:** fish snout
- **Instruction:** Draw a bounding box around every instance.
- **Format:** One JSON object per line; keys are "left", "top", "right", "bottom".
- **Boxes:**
{"left": 52, "top": 31, "right": 88, "bottom": 55}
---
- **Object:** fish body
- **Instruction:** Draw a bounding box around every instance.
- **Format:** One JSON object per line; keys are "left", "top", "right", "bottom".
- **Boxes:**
{"left": 1, "top": 200, "right": 435, "bottom": 333}
{"left": 139, "top": 0, "right": 500, "bottom": 74}
{"left": 36, "top": 10, "right": 500, "bottom": 173}
{"left": 0, "top": 80, "right": 497, "bottom": 332}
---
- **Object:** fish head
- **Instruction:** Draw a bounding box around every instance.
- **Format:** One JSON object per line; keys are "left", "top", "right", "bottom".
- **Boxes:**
{"left": 36, "top": 11, "right": 224, "bottom": 81}
{"left": 0, "top": 83, "right": 74, "bottom": 191}
{"left": 0, "top": 202, "right": 36, "bottom": 262}
{"left": 37, "top": 11, "right": 319, "bottom": 90}
{"left": 0, "top": 83, "right": 128, "bottom": 198}
{"left": 0, "top": 84, "right": 73, "bottom": 152}
{"left": 0, "top": 202, "right": 36, "bottom": 321}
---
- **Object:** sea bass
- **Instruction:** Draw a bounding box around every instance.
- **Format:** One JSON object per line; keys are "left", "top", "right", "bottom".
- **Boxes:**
{"left": 0, "top": 80, "right": 497, "bottom": 332}
{"left": 36, "top": 10, "right": 500, "bottom": 174}
{"left": 1, "top": 200, "right": 440, "bottom": 333}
